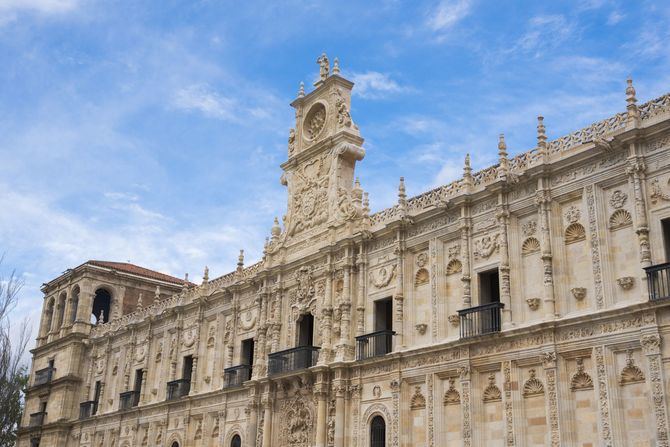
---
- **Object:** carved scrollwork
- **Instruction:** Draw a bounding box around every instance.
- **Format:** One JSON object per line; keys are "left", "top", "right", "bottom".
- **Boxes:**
{"left": 473, "top": 234, "right": 500, "bottom": 259}
{"left": 371, "top": 264, "right": 397, "bottom": 289}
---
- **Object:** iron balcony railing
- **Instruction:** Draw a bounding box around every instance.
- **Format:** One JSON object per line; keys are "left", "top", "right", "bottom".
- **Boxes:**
{"left": 223, "top": 364, "right": 252, "bottom": 389}
{"left": 119, "top": 390, "right": 140, "bottom": 410}
{"left": 28, "top": 412, "right": 47, "bottom": 427}
{"left": 79, "top": 401, "right": 97, "bottom": 419}
{"left": 34, "top": 367, "right": 55, "bottom": 386}
{"left": 458, "top": 302, "right": 505, "bottom": 339}
{"left": 166, "top": 379, "right": 190, "bottom": 400}
{"left": 268, "top": 346, "right": 320, "bottom": 376}
{"left": 646, "top": 262, "right": 670, "bottom": 301}
{"left": 356, "top": 330, "right": 395, "bottom": 361}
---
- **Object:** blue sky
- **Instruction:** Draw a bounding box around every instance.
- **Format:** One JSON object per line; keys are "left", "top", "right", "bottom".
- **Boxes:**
{"left": 1, "top": 0, "right": 669, "bottom": 347}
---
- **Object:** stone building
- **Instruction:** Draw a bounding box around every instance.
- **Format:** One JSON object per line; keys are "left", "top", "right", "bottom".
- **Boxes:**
{"left": 17, "top": 55, "right": 670, "bottom": 447}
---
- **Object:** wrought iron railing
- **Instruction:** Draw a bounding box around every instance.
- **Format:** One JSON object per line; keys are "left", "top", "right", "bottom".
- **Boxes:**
{"left": 34, "top": 367, "right": 55, "bottom": 386}
{"left": 29, "top": 412, "right": 46, "bottom": 427}
{"left": 223, "top": 364, "right": 252, "bottom": 388}
{"left": 166, "top": 378, "right": 190, "bottom": 400}
{"left": 79, "top": 401, "right": 97, "bottom": 419}
{"left": 268, "top": 346, "right": 320, "bottom": 376}
{"left": 646, "top": 262, "right": 670, "bottom": 301}
{"left": 119, "top": 390, "right": 140, "bottom": 410}
{"left": 458, "top": 302, "right": 505, "bottom": 339}
{"left": 356, "top": 330, "right": 395, "bottom": 361}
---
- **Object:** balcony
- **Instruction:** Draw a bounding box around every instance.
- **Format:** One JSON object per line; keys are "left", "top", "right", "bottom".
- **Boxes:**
{"left": 646, "top": 262, "right": 670, "bottom": 301}
{"left": 223, "top": 364, "right": 252, "bottom": 389}
{"left": 458, "top": 302, "right": 505, "bottom": 339}
{"left": 268, "top": 346, "right": 320, "bottom": 376}
{"left": 166, "top": 379, "right": 190, "bottom": 400}
{"left": 33, "top": 367, "right": 55, "bottom": 386}
{"left": 356, "top": 330, "right": 395, "bottom": 361}
{"left": 28, "top": 412, "right": 46, "bottom": 427}
{"left": 79, "top": 401, "right": 97, "bottom": 419}
{"left": 119, "top": 390, "right": 140, "bottom": 410}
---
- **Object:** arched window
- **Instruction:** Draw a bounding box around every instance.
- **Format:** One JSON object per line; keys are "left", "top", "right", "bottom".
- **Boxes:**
{"left": 231, "top": 434, "right": 241, "bottom": 447}
{"left": 56, "top": 292, "right": 66, "bottom": 329}
{"left": 70, "top": 286, "right": 80, "bottom": 323}
{"left": 170, "top": 442, "right": 179, "bottom": 447}
{"left": 44, "top": 298, "right": 55, "bottom": 335}
{"left": 297, "top": 313, "right": 314, "bottom": 347}
{"left": 370, "top": 415, "right": 386, "bottom": 447}
{"left": 91, "top": 288, "right": 111, "bottom": 324}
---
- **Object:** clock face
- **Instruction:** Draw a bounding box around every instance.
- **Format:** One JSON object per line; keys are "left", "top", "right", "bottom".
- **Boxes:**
{"left": 303, "top": 102, "right": 326, "bottom": 141}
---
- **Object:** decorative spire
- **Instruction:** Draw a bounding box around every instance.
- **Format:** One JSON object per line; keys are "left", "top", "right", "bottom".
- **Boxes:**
{"left": 626, "top": 76, "right": 640, "bottom": 125}
{"left": 332, "top": 57, "right": 340, "bottom": 75}
{"left": 363, "top": 191, "right": 370, "bottom": 215}
{"left": 137, "top": 292, "right": 143, "bottom": 309}
{"left": 271, "top": 217, "right": 281, "bottom": 240}
{"left": 398, "top": 177, "right": 407, "bottom": 210}
{"left": 497, "top": 133, "right": 509, "bottom": 180}
{"left": 154, "top": 285, "right": 161, "bottom": 301}
{"left": 352, "top": 177, "right": 363, "bottom": 208}
{"left": 537, "top": 115, "right": 547, "bottom": 149}
{"left": 183, "top": 273, "right": 189, "bottom": 291}
{"left": 463, "top": 153, "right": 473, "bottom": 188}
{"left": 298, "top": 81, "right": 305, "bottom": 98}
{"left": 237, "top": 249, "right": 245, "bottom": 272}
{"left": 202, "top": 266, "right": 209, "bottom": 284}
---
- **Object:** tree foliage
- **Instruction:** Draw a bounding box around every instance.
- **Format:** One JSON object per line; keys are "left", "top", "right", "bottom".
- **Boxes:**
{"left": 0, "top": 256, "right": 29, "bottom": 447}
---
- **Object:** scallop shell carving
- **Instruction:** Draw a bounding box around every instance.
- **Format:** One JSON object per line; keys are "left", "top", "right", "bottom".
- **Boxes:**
{"left": 521, "top": 237, "right": 541, "bottom": 255}
{"left": 414, "top": 268, "right": 429, "bottom": 286}
{"left": 522, "top": 369, "right": 545, "bottom": 397}
{"left": 445, "top": 259, "right": 462, "bottom": 276}
{"left": 570, "top": 358, "right": 594, "bottom": 391}
{"left": 443, "top": 378, "right": 461, "bottom": 405}
{"left": 608, "top": 209, "right": 632, "bottom": 230}
{"left": 565, "top": 223, "right": 586, "bottom": 243}
{"left": 482, "top": 374, "right": 502, "bottom": 402}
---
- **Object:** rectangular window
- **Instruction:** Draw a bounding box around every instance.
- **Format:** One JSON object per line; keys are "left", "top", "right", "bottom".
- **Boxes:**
{"left": 93, "top": 381, "right": 101, "bottom": 415}
{"left": 479, "top": 268, "right": 501, "bottom": 305}
{"left": 182, "top": 355, "right": 194, "bottom": 381}
{"left": 662, "top": 218, "right": 670, "bottom": 262}
{"left": 134, "top": 369, "right": 143, "bottom": 393}
{"left": 374, "top": 298, "right": 393, "bottom": 332}
{"left": 241, "top": 339, "right": 254, "bottom": 366}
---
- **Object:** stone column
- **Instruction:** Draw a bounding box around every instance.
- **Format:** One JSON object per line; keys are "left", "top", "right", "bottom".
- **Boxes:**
{"left": 391, "top": 378, "right": 401, "bottom": 446}
{"left": 315, "top": 388, "right": 328, "bottom": 447}
{"left": 319, "top": 267, "right": 333, "bottom": 365}
{"left": 541, "top": 352, "right": 561, "bottom": 446}
{"left": 356, "top": 244, "right": 366, "bottom": 336}
{"left": 334, "top": 383, "right": 346, "bottom": 447}
{"left": 458, "top": 365, "right": 472, "bottom": 447}
{"left": 641, "top": 333, "right": 670, "bottom": 446}
{"left": 338, "top": 261, "right": 353, "bottom": 360}
{"left": 593, "top": 346, "right": 613, "bottom": 446}
{"left": 496, "top": 204, "right": 512, "bottom": 325}
{"left": 627, "top": 156, "right": 652, "bottom": 298}
{"left": 261, "top": 395, "right": 273, "bottom": 447}
{"left": 585, "top": 185, "right": 605, "bottom": 309}
{"left": 394, "top": 233, "right": 405, "bottom": 347}
{"left": 246, "top": 401, "right": 259, "bottom": 447}
{"left": 460, "top": 212, "right": 472, "bottom": 307}
{"left": 535, "top": 183, "right": 556, "bottom": 318}
{"left": 502, "top": 360, "right": 515, "bottom": 446}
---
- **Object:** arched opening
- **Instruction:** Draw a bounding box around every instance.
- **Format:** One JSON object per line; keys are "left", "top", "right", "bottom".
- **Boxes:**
{"left": 91, "top": 288, "right": 111, "bottom": 324}
{"left": 70, "top": 286, "right": 80, "bottom": 323}
{"left": 44, "top": 298, "right": 55, "bottom": 335}
{"left": 297, "top": 313, "right": 314, "bottom": 347}
{"left": 170, "top": 442, "right": 179, "bottom": 447}
{"left": 370, "top": 415, "right": 386, "bottom": 447}
{"left": 230, "top": 434, "right": 241, "bottom": 447}
{"left": 56, "top": 292, "right": 66, "bottom": 329}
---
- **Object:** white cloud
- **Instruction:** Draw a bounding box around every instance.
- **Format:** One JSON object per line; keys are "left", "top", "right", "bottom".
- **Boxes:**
{"left": 173, "top": 84, "right": 237, "bottom": 120}
{"left": 0, "top": 0, "right": 79, "bottom": 13}
{"left": 513, "top": 15, "right": 574, "bottom": 56}
{"left": 350, "top": 71, "right": 409, "bottom": 99}
{"left": 427, "top": 0, "right": 472, "bottom": 32}
{"left": 607, "top": 10, "right": 625, "bottom": 25}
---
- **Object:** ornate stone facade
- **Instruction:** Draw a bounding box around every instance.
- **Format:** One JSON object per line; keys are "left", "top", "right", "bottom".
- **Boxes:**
{"left": 18, "top": 58, "right": 670, "bottom": 447}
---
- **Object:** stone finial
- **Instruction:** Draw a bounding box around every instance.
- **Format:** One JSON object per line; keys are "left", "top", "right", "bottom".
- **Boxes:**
{"left": 317, "top": 53, "right": 330, "bottom": 81}
{"left": 183, "top": 273, "right": 189, "bottom": 291}
{"left": 537, "top": 115, "right": 547, "bottom": 149}
{"left": 137, "top": 292, "right": 143, "bottom": 309}
{"left": 202, "top": 266, "right": 209, "bottom": 284}
{"left": 626, "top": 77, "right": 640, "bottom": 124}
{"left": 497, "top": 134, "right": 509, "bottom": 180}
{"left": 398, "top": 177, "right": 407, "bottom": 209}
{"left": 237, "top": 250, "right": 245, "bottom": 272}
{"left": 154, "top": 285, "right": 161, "bottom": 301}
{"left": 352, "top": 177, "right": 363, "bottom": 206}
{"left": 271, "top": 217, "right": 281, "bottom": 240}
{"left": 463, "top": 153, "right": 473, "bottom": 188}
{"left": 298, "top": 81, "right": 305, "bottom": 98}
{"left": 332, "top": 57, "right": 340, "bottom": 75}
